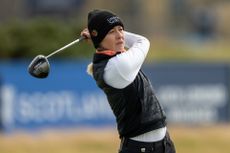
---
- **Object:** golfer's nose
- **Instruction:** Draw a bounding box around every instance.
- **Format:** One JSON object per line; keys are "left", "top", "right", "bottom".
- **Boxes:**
{"left": 116, "top": 30, "right": 123, "bottom": 39}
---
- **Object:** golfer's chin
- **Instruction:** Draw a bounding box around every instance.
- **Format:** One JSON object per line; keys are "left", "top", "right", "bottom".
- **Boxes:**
{"left": 114, "top": 45, "right": 125, "bottom": 52}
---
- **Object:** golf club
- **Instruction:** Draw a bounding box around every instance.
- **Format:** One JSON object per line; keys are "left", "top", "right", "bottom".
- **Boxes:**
{"left": 28, "top": 36, "right": 85, "bottom": 79}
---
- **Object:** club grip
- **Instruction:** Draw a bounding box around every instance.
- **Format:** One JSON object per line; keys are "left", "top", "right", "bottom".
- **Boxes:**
{"left": 78, "top": 35, "right": 86, "bottom": 42}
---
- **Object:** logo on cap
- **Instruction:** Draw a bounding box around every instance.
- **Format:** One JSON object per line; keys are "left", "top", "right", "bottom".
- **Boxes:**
{"left": 107, "top": 16, "right": 120, "bottom": 24}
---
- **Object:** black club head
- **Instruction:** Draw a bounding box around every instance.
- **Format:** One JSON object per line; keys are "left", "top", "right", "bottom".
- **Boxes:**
{"left": 28, "top": 55, "right": 50, "bottom": 79}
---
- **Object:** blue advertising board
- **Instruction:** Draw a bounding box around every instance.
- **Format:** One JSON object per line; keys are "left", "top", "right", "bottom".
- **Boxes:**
{"left": 0, "top": 60, "right": 115, "bottom": 131}
{"left": 0, "top": 61, "right": 229, "bottom": 132}
{"left": 144, "top": 63, "right": 230, "bottom": 124}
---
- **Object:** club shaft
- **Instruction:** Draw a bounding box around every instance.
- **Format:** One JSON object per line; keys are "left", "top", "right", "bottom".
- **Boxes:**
{"left": 46, "top": 36, "right": 84, "bottom": 59}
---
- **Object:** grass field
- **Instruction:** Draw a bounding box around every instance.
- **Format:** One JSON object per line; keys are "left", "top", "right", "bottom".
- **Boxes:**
{"left": 0, "top": 125, "right": 230, "bottom": 153}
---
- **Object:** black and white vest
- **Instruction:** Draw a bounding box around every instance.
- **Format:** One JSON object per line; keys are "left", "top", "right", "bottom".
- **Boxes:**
{"left": 93, "top": 52, "right": 166, "bottom": 138}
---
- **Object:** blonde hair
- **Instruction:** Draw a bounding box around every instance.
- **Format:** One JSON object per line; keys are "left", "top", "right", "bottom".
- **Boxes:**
{"left": 86, "top": 62, "right": 93, "bottom": 76}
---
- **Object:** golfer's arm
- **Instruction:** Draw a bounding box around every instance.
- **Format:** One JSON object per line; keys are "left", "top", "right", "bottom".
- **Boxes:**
{"left": 104, "top": 31, "right": 150, "bottom": 89}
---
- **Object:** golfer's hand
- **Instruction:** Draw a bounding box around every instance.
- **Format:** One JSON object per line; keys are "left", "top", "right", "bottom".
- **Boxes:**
{"left": 81, "top": 28, "right": 91, "bottom": 43}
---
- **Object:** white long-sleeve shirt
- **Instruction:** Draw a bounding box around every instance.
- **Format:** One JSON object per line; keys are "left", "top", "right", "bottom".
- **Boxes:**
{"left": 104, "top": 31, "right": 150, "bottom": 89}
{"left": 103, "top": 31, "right": 166, "bottom": 142}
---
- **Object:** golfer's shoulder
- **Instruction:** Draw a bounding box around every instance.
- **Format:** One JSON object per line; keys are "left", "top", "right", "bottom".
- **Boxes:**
{"left": 125, "top": 31, "right": 150, "bottom": 49}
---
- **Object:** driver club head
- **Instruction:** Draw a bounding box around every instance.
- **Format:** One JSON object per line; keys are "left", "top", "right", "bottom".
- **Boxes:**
{"left": 28, "top": 55, "right": 50, "bottom": 79}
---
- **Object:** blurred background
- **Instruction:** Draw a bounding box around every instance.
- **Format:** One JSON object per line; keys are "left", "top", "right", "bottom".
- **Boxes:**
{"left": 0, "top": 0, "right": 230, "bottom": 153}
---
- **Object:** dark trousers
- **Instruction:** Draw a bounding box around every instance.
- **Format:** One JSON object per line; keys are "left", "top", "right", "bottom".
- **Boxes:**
{"left": 119, "top": 132, "right": 176, "bottom": 153}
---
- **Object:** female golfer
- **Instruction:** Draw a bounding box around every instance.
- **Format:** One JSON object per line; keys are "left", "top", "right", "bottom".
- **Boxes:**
{"left": 81, "top": 9, "right": 176, "bottom": 153}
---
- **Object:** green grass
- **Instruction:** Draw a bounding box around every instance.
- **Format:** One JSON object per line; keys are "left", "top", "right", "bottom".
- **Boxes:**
{"left": 0, "top": 125, "right": 230, "bottom": 153}
{"left": 147, "top": 38, "right": 230, "bottom": 63}
{"left": 171, "top": 125, "right": 230, "bottom": 153}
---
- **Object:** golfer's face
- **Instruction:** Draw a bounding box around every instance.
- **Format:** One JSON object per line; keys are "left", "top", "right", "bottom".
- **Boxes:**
{"left": 100, "top": 26, "right": 125, "bottom": 52}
